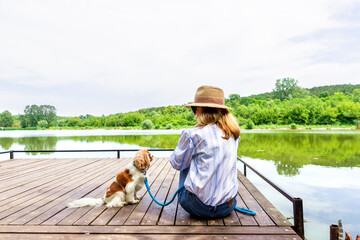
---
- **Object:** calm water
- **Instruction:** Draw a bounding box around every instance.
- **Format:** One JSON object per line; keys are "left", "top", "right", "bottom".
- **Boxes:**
{"left": 0, "top": 129, "right": 359, "bottom": 239}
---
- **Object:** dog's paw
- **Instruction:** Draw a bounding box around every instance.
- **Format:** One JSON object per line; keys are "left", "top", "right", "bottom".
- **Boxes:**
{"left": 106, "top": 203, "right": 114, "bottom": 208}
{"left": 129, "top": 199, "right": 140, "bottom": 204}
{"left": 106, "top": 202, "right": 125, "bottom": 208}
{"left": 135, "top": 195, "right": 143, "bottom": 200}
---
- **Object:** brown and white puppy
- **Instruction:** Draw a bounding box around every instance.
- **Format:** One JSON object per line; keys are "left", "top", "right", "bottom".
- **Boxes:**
{"left": 67, "top": 149, "right": 153, "bottom": 208}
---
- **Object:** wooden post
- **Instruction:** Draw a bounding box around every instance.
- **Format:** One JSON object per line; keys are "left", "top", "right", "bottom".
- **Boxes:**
{"left": 330, "top": 224, "right": 339, "bottom": 240}
{"left": 117, "top": 151, "right": 120, "bottom": 159}
{"left": 293, "top": 198, "right": 305, "bottom": 239}
{"left": 244, "top": 165, "right": 247, "bottom": 177}
{"left": 10, "top": 150, "right": 14, "bottom": 159}
{"left": 338, "top": 220, "right": 343, "bottom": 240}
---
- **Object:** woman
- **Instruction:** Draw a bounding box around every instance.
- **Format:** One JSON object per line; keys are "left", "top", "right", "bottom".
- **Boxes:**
{"left": 170, "top": 85, "right": 240, "bottom": 219}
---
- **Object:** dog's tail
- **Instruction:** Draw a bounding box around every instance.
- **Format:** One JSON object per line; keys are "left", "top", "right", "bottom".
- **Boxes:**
{"left": 67, "top": 198, "right": 104, "bottom": 208}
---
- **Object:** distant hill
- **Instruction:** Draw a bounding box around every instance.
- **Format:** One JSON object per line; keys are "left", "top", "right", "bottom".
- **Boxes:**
{"left": 306, "top": 84, "right": 360, "bottom": 96}
{"left": 244, "top": 83, "right": 360, "bottom": 100}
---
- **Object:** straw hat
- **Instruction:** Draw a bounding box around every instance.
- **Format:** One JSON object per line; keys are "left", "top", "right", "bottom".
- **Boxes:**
{"left": 185, "top": 85, "right": 233, "bottom": 110}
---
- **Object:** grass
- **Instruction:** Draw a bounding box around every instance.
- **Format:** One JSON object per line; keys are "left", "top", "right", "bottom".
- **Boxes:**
{"left": 245, "top": 124, "right": 356, "bottom": 130}
{"left": 1, "top": 124, "right": 358, "bottom": 131}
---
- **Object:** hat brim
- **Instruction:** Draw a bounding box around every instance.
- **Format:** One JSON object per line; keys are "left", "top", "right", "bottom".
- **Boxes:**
{"left": 185, "top": 103, "right": 233, "bottom": 111}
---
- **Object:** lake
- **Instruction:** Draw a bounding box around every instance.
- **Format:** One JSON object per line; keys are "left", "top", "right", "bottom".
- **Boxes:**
{"left": 0, "top": 129, "right": 359, "bottom": 239}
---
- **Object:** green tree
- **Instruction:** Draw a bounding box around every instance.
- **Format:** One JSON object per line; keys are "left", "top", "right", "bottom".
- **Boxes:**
{"left": 67, "top": 117, "right": 82, "bottom": 127}
{"left": 141, "top": 119, "right": 154, "bottom": 129}
{"left": 0, "top": 110, "right": 14, "bottom": 127}
{"left": 319, "top": 91, "right": 330, "bottom": 98}
{"left": 245, "top": 119, "right": 255, "bottom": 129}
{"left": 273, "top": 78, "right": 299, "bottom": 101}
{"left": 21, "top": 105, "right": 57, "bottom": 127}
{"left": 105, "top": 115, "right": 120, "bottom": 127}
{"left": 37, "top": 120, "right": 48, "bottom": 128}
{"left": 122, "top": 113, "right": 142, "bottom": 127}
{"left": 353, "top": 89, "right": 360, "bottom": 103}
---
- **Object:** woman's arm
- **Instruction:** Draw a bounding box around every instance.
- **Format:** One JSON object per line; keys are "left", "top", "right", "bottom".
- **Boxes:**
{"left": 169, "top": 130, "right": 195, "bottom": 171}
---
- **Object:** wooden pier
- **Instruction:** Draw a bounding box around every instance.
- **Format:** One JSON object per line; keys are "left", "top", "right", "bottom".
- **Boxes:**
{"left": 0, "top": 157, "right": 302, "bottom": 239}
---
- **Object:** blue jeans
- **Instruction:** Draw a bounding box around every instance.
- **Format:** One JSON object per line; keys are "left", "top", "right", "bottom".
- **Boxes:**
{"left": 177, "top": 168, "right": 237, "bottom": 219}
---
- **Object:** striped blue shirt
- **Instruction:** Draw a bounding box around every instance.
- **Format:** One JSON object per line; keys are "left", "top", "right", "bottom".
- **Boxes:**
{"left": 170, "top": 124, "right": 239, "bottom": 206}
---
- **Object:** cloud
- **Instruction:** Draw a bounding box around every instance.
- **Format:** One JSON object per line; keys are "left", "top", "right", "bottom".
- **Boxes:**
{"left": 0, "top": 0, "right": 359, "bottom": 116}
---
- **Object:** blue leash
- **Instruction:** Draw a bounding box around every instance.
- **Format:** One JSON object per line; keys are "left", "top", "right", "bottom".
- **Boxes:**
{"left": 144, "top": 177, "right": 184, "bottom": 206}
{"left": 234, "top": 206, "right": 256, "bottom": 216}
{"left": 144, "top": 177, "right": 256, "bottom": 215}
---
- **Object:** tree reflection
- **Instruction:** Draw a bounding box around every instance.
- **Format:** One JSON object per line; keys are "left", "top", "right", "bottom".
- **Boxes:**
{"left": 237, "top": 132, "right": 360, "bottom": 176}
{"left": 19, "top": 137, "right": 58, "bottom": 155}
{"left": 0, "top": 138, "right": 15, "bottom": 150}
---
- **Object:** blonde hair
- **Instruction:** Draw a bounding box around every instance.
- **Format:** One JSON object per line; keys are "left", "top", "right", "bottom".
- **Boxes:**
{"left": 196, "top": 108, "right": 240, "bottom": 140}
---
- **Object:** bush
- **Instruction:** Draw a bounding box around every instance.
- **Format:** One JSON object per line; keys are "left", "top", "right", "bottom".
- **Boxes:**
{"left": 165, "top": 123, "right": 173, "bottom": 129}
{"left": 37, "top": 120, "right": 48, "bottom": 128}
{"left": 354, "top": 119, "right": 360, "bottom": 129}
{"left": 290, "top": 123, "right": 297, "bottom": 129}
{"left": 122, "top": 113, "right": 142, "bottom": 127}
{"left": 67, "top": 117, "right": 82, "bottom": 127}
{"left": 0, "top": 110, "right": 14, "bottom": 127}
{"left": 245, "top": 119, "right": 255, "bottom": 129}
{"left": 141, "top": 119, "right": 154, "bottom": 129}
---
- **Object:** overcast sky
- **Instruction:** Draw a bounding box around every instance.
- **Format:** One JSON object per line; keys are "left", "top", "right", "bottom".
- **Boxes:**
{"left": 1, "top": 0, "right": 359, "bottom": 116}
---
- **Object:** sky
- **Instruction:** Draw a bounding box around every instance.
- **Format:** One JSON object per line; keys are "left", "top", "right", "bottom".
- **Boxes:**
{"left": 1, "top": 0, "right": 360, "bottom": 116}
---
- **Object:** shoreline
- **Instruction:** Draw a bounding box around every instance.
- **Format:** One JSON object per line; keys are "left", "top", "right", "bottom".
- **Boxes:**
{"left": 0, "top": 126, "right": 359, "bottom": 131}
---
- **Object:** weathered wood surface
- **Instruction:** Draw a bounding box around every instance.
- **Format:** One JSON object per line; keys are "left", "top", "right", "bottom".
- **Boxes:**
{"left": 0, "top": 157, "right": 301, "bottom": 239}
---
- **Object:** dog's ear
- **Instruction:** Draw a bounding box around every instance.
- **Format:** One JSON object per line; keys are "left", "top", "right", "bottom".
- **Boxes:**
{"left": 145, "top": 150, "right": 153, "bottom": 162}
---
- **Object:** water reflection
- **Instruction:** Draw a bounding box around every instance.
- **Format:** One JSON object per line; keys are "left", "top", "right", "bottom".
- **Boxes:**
{"left": 238, "top": 132, "right": 360, "bottom": 176}
{"left": 1, "top": 131, "right": 360, "bottom": 176}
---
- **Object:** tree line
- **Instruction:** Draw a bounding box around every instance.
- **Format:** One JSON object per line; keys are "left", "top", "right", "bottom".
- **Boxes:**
{"left": 1, "top": 79, "right": 360, "bottom": 129}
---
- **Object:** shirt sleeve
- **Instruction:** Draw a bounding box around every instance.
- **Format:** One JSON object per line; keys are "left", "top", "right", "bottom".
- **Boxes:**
{"left": 169, "top": 130, "right": 195, "bottom": 171}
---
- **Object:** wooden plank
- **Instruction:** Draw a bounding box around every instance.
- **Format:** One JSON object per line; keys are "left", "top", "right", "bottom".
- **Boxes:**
{"left": 0, "top": 158, "right": 300, "bottom": 240}
{"left": 0, "top": 158, "right": 101, "bottom": 193}
{"left": 24, "top": 159, "right": 124, "bottom": 225}
{"left": 0, "top": 158, "right": 73, "bottom": 183}
{"left": 0, "top": 234, "right": 302, "bottom": 240}
{"left": 237, "top": 172, "right": 292, "bottom": 226}
{"left": 0, "top": 158, "right": 90, "bottom": 181}
{"left": 0, "top": 158, "right": 50, "bottom": 176}
{"left": 124, "top": 159, "right": 172, "bottom": 225}
{"left": 0, "top": 158, "right": 113, "bottom": 220}
{"left": 140, "top": 166, "right": 176, "bottom": 225}
{"left": 175, "top": 202, "right": 191, "bottom": 225}
{"left": 90, "top": 157, "right": 164, "bottom": 226}
{"left": 207, "top": 218, "right": 224, "bottom": 226}
{"left": 0, "top": 225, "right": 300, "bottom": 235}
{"left": 42, "top": 158, "right": 134, "bottom": 225}
{"left": 223, "top": 210, "right": 241, "bottom": 226}
{"left": 0, "top": 158, "right": 50, "bottom": 169}
{"left": 234, "top": 194, "right": 258, "bottom": 226}
{"left": 56, "top": 205, "right": 94, "bottom": 226}
{"left": 157, "top": 171, "right": 179, "bottom": 225}
{"left": 0, "top": 159, "right": 105, "bottom": 216}
{"left": 0, "top": 158, "right": 102, "bottom": 202}
{"left": 0, "top": 158, "right": 120, "bottom": 224}
{"left": 86, "top": 155, "right": 165, "bottom": 226}
{"left": 236, "top": 174, "right": 275, "bottom": 226}
{"left": 90, "top": 158, "right": 164, "bottom": 226}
